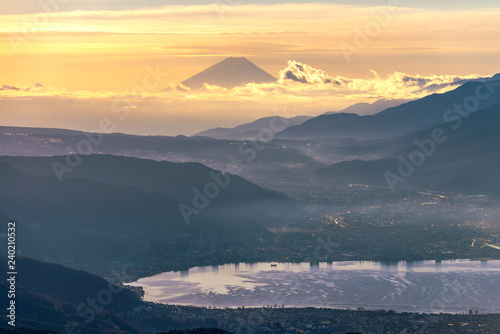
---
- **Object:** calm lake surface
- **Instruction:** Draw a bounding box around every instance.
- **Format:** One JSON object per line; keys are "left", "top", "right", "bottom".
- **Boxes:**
{"left": 127, "top": 260, "right": 500, "bottom": 313}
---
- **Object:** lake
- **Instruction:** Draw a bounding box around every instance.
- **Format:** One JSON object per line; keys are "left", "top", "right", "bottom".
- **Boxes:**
{"left": 126, "top": 260, "right": 500, "bottom": 313}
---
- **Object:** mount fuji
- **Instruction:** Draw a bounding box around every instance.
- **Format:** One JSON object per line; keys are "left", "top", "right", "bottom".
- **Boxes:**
{"left": 180, "top": 57, "right": 277, "bottom": 90}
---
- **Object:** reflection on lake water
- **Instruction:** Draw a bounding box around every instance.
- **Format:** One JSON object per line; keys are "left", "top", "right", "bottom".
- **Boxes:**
{"left": 127, "top": 260, "right": 500, "bottom": 313}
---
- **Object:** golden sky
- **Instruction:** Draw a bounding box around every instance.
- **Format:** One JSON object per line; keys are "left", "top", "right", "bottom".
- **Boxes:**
{"left": 1, "top": 2, "right": 500, "bottom": 135}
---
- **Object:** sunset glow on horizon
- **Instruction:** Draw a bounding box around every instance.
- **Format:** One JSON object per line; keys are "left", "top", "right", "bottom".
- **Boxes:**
{"left": 2, "top": 1, "right": 500, "bottom": 135}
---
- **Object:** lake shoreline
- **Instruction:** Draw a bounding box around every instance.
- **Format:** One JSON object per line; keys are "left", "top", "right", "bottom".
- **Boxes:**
{"left": 127, "top": 259, "right": 500, "bottom": 315}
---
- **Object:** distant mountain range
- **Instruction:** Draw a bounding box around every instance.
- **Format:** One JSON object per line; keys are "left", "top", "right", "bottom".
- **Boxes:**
{"left": 194, "top": 115, "right": 312, "bottom": 140}
{"left": 194, "top": 99, "right": 413, "bottom": 140}
{"left": 316, "top": 101, "right": 500, "bottom": 196}
{"left": 323, "top": 98, "right": 412, "bottom": 116}
{"left": 0, "top": 126, "right": 324, "bottom": 192}
{"left": 179, "top": 57, "right": 276, "bottom": 90}
{"left": 277, "top": 77, "right": 500, "bottom": 140}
